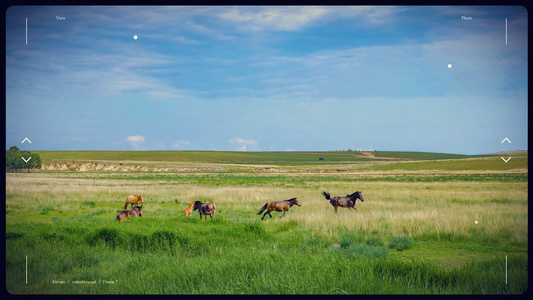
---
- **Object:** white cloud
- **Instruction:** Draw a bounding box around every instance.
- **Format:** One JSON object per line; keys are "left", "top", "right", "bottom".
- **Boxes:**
{"left": 126, "top": 135, "right": 145, "bottom": 150}
{"left": 219, "top": 6, "right": 329, "bottom": 31}
{"left": 171, "top": 140, "right": 191, "bottom": 149}
{"left": 229, "top": 138, "right": 259, "bottom": 151}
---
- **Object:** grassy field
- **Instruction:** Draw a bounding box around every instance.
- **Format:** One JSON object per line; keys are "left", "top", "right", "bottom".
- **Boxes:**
{"left": 5, "top": 151, "right": 528, "bottom": 294}
{"left": 34, "top": 150, "right": 486, "bottom": 164}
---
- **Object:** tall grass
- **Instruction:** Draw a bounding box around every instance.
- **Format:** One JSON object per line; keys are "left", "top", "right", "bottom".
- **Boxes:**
{"left": 5, "top": 173, "right": 528, "bottom": 294}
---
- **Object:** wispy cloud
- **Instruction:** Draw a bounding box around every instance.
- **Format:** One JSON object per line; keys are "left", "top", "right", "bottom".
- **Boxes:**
{"left": 171, "top": 140, "right": 191, "bottom": 149}
{"left": 219, "top": 6, "right": 329, "bottom": 31}
{"left": 126, "top": 135, "right": 146, "bottom": 150}
{"left": 229, "top": 138, "right": 259, "bottom": 151}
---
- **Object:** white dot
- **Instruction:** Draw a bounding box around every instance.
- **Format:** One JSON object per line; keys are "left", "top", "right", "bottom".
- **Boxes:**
{"left": 133, "top": 35, "right": 138, "bottom": 40}
{"left": 475, "top": 220, "right": 478, "bottom": 224}
{"left": 448, "top": 64, "right": 452, "bottom": 68}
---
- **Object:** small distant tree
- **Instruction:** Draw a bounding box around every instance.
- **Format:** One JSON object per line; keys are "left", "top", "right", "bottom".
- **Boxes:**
{"left": 5, "top": 146, "right": 41, "bottom": 173}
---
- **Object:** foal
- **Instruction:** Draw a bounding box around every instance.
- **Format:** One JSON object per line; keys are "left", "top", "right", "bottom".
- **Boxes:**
{"left": 184, "top": 201, "right": 194, "bottom": 217}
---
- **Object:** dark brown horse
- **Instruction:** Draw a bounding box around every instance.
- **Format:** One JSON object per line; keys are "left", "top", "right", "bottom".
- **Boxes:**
{"left": 132, "top": 205, "right": 143, "bottom": 218}
{"left": 257, "top": 198, "right": 301, "bottom": 220}
{"left": 322, "top": 191, "right": 364, "bottom": 214}
{"left": 193, "top": 201, "right": 216, "bottom": 219}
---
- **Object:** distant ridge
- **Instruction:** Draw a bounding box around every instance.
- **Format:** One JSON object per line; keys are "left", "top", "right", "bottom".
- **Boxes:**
{"left": 480, "top": 149, "right": 528, "bottom": 156}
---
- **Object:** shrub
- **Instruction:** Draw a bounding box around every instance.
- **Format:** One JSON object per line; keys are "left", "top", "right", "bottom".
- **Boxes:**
{"left": 84, "top": 201, "right": 96, "bottom": 207}
{"left": 243, "top": 222, "right": 266, "bottom": 237}
{"left": 86, "top": 228, "right": 122, "bottom": 248}
{"left": 339, "top": 235, "right": 354, "bottom": 248}
{"left": 367, "top": 237, "right": 384, "bottom": 247}
{"left": 6, "top": 232, "right": 24, "bottom": 240}
{"left": 389, "top": 236, "right": 413, "bottom": 251}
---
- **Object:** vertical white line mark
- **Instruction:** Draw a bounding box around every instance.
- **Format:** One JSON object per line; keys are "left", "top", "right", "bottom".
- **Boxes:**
{"left": 26, "top": 18, "right": 28, "bottom": 45}
{"left": 26, "top": 255, "right": 28, "bottom": 284}
{"left": 505, "top": 255, "right": 508, "bottom": 284}
{"left": 505, "top": 18, "right": 508, "bottom": 45}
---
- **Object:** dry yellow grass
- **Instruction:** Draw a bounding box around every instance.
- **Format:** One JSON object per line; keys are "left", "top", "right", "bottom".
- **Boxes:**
{"left": 6, "top": 173, "right": 528, "bottom": 244}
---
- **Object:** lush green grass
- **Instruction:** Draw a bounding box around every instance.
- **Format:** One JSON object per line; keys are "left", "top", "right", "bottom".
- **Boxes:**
{"left": 66, "top": 173, "right": 527, "bottom": 186}
{"left": 5, "top": 152, "right": 528, "bottom": 294}
{"left": 6, "top": 217, "right": 527, "bottom": 294}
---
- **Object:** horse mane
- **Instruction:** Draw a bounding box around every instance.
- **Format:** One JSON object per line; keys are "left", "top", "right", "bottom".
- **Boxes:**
{"left": 285, "top": 198, "right": 297, "bottom": 202}
{"left": 348, "top": 191, "right": 362, "bottom": 200}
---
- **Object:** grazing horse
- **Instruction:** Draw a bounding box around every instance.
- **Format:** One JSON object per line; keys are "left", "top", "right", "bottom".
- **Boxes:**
{"left": 193, "top": 201, "right": 216, "bottom": 219}
{"left": 184, "top": 201, "right": 194, "bottom": 217}
{"left": 257, "top": 198, "right": 301, "bottom": 220}
{"left": 322, "top": 191, "right": 365, "bottom": 214}
{"left": 116, "top": 208, "right": 139, "bottom": 223}
{"left": 124, "top": 194, "right": 144, "bottom": 209}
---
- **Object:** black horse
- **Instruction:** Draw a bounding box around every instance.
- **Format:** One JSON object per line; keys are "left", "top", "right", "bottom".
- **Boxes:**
{"left": 322, "top": 191, "right": 364, "bottom": 214}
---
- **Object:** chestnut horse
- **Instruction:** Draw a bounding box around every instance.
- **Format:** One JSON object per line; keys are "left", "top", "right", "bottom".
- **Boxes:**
{"left": 193, "top": 201, "right": 216, "bottom": 219}
{"left": 322, "top": 191, "right": 364, "bottom": 214}
{"left": 184, "top": 201, "right": 194, "bottom": 217}
{"left": 257, "top": 198, "right": 301, "bottom": 220}
{"left": 124, "top": 194, "right": 144, "bottom": 209}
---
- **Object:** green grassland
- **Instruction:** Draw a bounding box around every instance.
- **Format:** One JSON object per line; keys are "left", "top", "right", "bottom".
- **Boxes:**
{"left": 34, "top": 150, "right": 485, "bottom": 164}
{"left": 5, "top": 151, "right": 528, "bottom": 294}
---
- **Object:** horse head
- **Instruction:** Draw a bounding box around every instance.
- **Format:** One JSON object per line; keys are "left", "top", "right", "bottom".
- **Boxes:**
{"left": 353, "top": 191, "right": 364, "bottom": 202}
{"left": 193, "top": 201, "right": 202, "bottom": 211}
{"left": 290, "top": 198, "right": 301, "bottom": 207}
{"left": 133, "top": 205, "right": 143, "bottom": 216}
{"left": 138, "top": 195, "right": 144, "bottom": 203}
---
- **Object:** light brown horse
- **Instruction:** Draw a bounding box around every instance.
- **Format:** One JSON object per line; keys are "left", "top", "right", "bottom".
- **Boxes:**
{"left": 322, "top": 191, "right": 364, "bottom": 214}
{"left": 257, "top": 198, "right": 301, "bottom": 220}
{"left": 124, "top": 194, "right": 144, "bottom": 209}
{"left": 193, "top": 201, "right": 216, "bottom": 219}
{"left": 184, "top": 201, "right": 194, "bottom": 217}
{"left": 116, "top": 208, "right": 139, "bottom": 223}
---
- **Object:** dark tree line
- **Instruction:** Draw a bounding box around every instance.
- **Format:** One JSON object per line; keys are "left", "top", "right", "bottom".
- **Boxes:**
{"left": 5, "top": 146, "right": 42, "bottom": 173}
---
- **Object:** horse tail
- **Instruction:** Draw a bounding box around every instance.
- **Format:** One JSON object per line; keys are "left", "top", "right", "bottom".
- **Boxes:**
{"left": 257, "top": 203, "right": 268, "bottom": 215}
{"left": 322, "top": 191, "right": 330, "bottom": 200}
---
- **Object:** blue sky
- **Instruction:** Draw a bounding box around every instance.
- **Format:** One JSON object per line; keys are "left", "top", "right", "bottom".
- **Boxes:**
{"left": 5, "top": 6, "right": 528, "bottom": 154}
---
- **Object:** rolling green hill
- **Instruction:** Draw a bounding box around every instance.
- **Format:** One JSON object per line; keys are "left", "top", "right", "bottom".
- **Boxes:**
{"left": 34, "top": 150, "right": 485, "bottom": 164}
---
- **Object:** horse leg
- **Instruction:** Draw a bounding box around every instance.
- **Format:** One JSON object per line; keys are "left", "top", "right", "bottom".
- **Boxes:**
{"left": 280, "top": 210, "right": 286, "bottom": 218}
